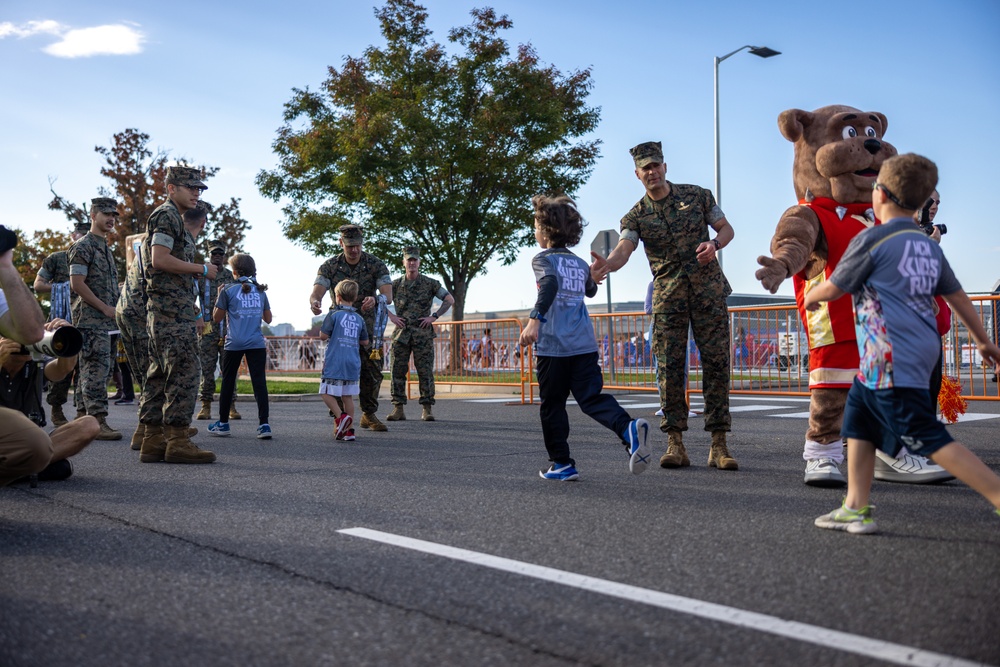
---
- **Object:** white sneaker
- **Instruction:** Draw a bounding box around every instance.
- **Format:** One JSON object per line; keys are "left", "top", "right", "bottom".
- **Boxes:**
{"left": 873, "top": 449, "right": 955, "bottom": 484}
{"left": 804, "top": 457, "right": 846, "bottom": 487}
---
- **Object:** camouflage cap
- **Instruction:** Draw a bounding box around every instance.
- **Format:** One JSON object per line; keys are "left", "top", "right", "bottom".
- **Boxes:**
{"left": 339, "top": 224, "right": 364, "bottom": 246}
{"left": 403, "top": 246, "right": 420, "bottom": 260}
{"left": 73, "top": 220, "right": 91, "bottom": 234}
{"left": 166, "top": 166, "right": 208, "bottom": 189}
{"left": 91, "top": 197, "right": 119, "bottom": 214}
{"left": 208, "top": 239, "right": 227, "bottom": 253}
{"left": 629, "top": 141, "right": 664, "bottom": 168}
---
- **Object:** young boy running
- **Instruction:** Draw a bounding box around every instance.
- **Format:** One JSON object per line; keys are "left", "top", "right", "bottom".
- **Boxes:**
{"left": 519, "top": 194, "right": 650, "bottom": 481}
{"left": 319, "top": 280, "right": 369, "bottom": 442}
{"left": 804, "top": 154, "right": 1000, "bottom": 533}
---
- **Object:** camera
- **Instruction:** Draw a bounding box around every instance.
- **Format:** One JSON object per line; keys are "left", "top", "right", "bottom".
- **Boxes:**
{"left": 0, "top": 224, "right": 17, "bottom": 254}
{"left": 916, "top": 201, "right": 947, "bottom": 237}
{"left": 21, "top": 326, "right": 83, "bottom": 358}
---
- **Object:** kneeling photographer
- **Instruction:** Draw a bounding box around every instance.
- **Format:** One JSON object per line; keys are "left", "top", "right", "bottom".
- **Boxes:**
{"left": 0, "top": 225, "right": 97, "bottom": 486}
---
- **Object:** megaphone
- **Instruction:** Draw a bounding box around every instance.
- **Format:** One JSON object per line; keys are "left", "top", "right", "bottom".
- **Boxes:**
{"left": 25, "top": 326, "right": 83, "bottom": 358}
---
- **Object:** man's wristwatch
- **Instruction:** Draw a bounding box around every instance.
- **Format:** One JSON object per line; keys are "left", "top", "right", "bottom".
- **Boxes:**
{"left": 431, "top": 312, "right": 439, "bottom": 319}
{"left": 711, "top": 239, "right": 722, "bottom": 251}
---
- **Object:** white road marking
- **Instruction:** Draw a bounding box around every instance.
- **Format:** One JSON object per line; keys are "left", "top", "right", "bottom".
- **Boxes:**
{"left": 948, "top": 413, "right": 1000, "bottom": 423}
{"left": 773, "top": 412, "right": 813, "bottom": 419}
{"left": 339, "top": 528, "right": 981, "bottom": 667}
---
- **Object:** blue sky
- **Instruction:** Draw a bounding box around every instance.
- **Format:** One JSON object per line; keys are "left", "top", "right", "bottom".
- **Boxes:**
{"left": 3, "top": 1, "right": 999, "bottom": 330}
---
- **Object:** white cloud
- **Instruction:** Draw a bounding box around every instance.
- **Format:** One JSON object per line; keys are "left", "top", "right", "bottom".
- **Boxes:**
{"left": 0, "top": 20, "right": 66, "bottom": 38}
{"left": 0, "top": 20, "right": 144, "bottom": 58}
{"left": 44, "top": 24, "right": 145, "bottom": 58}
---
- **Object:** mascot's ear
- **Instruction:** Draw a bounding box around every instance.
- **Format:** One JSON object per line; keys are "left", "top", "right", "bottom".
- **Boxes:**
{"left": 778, "top": 108, "right": 813, "bottom": 143}
{"left": 873, "top": 111, "right": 888, "bottom": 136}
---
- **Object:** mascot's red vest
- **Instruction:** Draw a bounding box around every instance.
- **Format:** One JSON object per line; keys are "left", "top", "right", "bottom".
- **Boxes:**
{"left": 793, "top": 198, "right": 878, "bottom": 388}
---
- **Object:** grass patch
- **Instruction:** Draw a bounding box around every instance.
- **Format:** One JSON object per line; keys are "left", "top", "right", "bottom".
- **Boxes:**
{"left": 216, "top": 378, "right": 320, "bottom": 395}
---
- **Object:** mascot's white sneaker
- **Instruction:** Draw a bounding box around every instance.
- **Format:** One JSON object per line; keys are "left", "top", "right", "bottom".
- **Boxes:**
{"left": 804, "top": 458, "right": 846, "bottom": 487}
{"left": 873, "top": 449, "right": 955, "bottom": 484}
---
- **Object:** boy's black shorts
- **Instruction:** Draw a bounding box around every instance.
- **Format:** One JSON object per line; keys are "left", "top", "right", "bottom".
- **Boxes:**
{"left": 842, "top": 377, "right": 954, "bottom": 457}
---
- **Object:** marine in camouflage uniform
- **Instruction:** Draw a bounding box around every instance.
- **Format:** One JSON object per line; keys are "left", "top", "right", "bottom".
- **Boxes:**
{"left": 594, "top": 141, "right": 738, "bottom": 471}
{"left": 138, "top": 168, "right": 217, "bottom": 464}
{"left": 309, "top": 224, "right": 393, "bottom": 430}
{"left": 34, "top": 224, "right": 86, "bottom": 425}
{"left": 196, "top": 239, "right": 236, "bottom": 420}
{"left": 386, "top": 246, "right": 454, "bottom": 422}
{"left": 116, "top": 232, "right": 151, "bottom": 449}
{"left": 68, "top": 198, "right": 122, "bottom": 440}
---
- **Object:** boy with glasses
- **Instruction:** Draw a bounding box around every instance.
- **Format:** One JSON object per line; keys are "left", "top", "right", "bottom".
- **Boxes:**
{"left": 804, "top": 154, "right": 1000, "bottom": 533}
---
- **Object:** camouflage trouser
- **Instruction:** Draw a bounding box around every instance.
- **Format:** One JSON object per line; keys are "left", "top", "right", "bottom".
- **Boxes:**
{"left": 652, "top": 297, "right": 731, "bottom": 433}
{"left": 198, "top": 330, "right": 222, "bottom": 402}
{"left": 117, "top": 309, "right": 149, "bottom": 416}
{"left": 46, "top": 369, "right": 74, "bottom": 407}
{"left": 390, "top": 335, "right": 435, "bottom": 405}
{"left": 77, "top": 328, "right": 112, "bottom": 418}
{"left": 358, "top": 343, "right": 384, "bottom": 416}
{"left": 140, "top": 312, "right": 200, "bottom": 427}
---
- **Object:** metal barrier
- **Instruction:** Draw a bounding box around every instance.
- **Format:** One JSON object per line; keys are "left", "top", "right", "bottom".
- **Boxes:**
{"left": 261, "top": 294, "right": 1000, "bottom": 403}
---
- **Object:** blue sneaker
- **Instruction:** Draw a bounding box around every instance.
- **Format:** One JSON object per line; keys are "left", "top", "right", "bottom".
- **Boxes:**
{"left": 624, "top": 418, "right": 651, "bottom": 474}
{"left": 207, "top": 421, "right": 230, "bottom": 437}
{"left": 539, "top": 463, "right": 579, "bottom": 481}
{"left": 256, "top": 424, "right": 272, "bottom": 440}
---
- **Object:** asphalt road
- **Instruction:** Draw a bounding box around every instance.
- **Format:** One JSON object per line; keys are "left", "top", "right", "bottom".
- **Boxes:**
{"left": 2, "top": 392, "right": 998, "bottom": 667}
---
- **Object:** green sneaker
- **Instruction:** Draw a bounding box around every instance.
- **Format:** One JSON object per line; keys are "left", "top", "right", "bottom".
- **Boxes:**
{"left": 814, "top": 502, "right": 878, "bottom": 534}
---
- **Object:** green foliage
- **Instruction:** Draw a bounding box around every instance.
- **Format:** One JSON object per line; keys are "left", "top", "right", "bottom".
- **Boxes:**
{"left": 48, "top": 128, "right": 251, "bottom": 276}
{"left": 257, "top": 0, "right": 600, "bottom": 318}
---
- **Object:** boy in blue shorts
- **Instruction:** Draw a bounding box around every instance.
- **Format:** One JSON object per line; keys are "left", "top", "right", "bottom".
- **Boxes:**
{"left": 519, "top": 194, "right": 651, "bottom": 481}
{"left": 319, "top": 280, "right": 369, "bottom": 442}
{"left": 804, "top": 154, "right": 1000, "bottom": 533}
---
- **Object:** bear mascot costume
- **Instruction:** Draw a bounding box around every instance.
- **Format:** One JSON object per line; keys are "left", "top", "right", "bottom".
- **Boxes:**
{"left": 756, "top": 104, "right": 952, "bottom": 486}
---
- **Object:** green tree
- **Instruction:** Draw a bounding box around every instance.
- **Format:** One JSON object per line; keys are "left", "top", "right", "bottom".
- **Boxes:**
{"left": 49, "top": 128, "right": 251, "bottom": 275}
{"left": 257, "top": 0, "right": 600, "bottom": 321}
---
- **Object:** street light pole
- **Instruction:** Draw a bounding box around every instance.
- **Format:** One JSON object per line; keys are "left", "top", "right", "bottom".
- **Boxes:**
{"left": 713, "top": 44, "right": 780, "bottom": 267}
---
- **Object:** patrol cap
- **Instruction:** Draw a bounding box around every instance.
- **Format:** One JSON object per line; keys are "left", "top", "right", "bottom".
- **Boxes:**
{"left": 339, "top": 224, "right": 364, "bottom": 246}
{"left": 208, "top": 240, "right": 226, "bottom": 254}
{"left": 166, "top": 166, "right": 208, "bottom": 190}
{"left": 403, "top": 246, "right": 420, "bottom": 260}
{"left": 73, "top": 220, "right": 91, "bottom": 234}
{"left": 629, "top": 141, "right": 664, "bottom": 168}
{"left": 91, "top": 197, "right": 119, "bottom": 214}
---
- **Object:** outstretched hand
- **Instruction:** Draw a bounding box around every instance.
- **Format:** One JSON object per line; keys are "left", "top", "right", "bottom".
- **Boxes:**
{"left": 590, "top": 252, "right": 609, "bottom": 285}
{"left": 755, "top": 256, "right": 788, "bottom": 294}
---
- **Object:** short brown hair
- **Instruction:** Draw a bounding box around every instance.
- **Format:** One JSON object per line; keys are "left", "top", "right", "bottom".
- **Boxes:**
{"left": 335, "top": 279, "right": 359, "bottom": 304}
{"left": 531, "top": 194, "right": 584, "bottom": 247}
{"left": 878, "top": 153, "right": 938, "bottom": 211}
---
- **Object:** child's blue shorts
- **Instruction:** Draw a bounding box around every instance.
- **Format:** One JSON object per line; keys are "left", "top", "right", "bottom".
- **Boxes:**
{"left": 841, "top": 377, "right": 954, "bottom": 458}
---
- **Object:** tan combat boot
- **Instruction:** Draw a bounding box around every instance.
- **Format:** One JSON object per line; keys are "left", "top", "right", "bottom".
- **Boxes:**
{"left": 421, "top": 405, "right": 434, "bottom": 422}
{"left": 229, "top": 404, "right": 242, "bottom": 420}
{"left": 96, "top": 416, "right": 123, "bottom": 441}
{"left": 386, "top": 405, "right": 406, "bottom": 421}
{"left": 707, "top": 431, "right": 738, "bottom": 471}
{"left": 361, "top": 412, "right": 388, "bottom": 432}
{"left": 659, "top": 431, "right": 690, "bottom": 468}
{"left": 50, "top": 404, "right": 68, "bottom": 427}
{"left": 163, "top": 425, "right": 217, "bottom": 464}
{"left": 75, "top": 407, "right": 87, "bottom": 420}
{"left": 130, "top": 423, "right": 146, "bottom": 451}
{"left": 187, "top": 426, "right": 198, "bottom": 438}
{"left": 139, "top": 424, "right": 167, "bottom": 463}
{"left": 196, "top": 401, "right": 212, "bottom": 420}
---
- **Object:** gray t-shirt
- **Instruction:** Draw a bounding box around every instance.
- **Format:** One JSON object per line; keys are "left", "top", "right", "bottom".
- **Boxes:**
{"left": 530, "top": 248, "right": 598, "bottom": 357}
{"left": 829, "top": 218, "right": 961, "bottom": 389}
